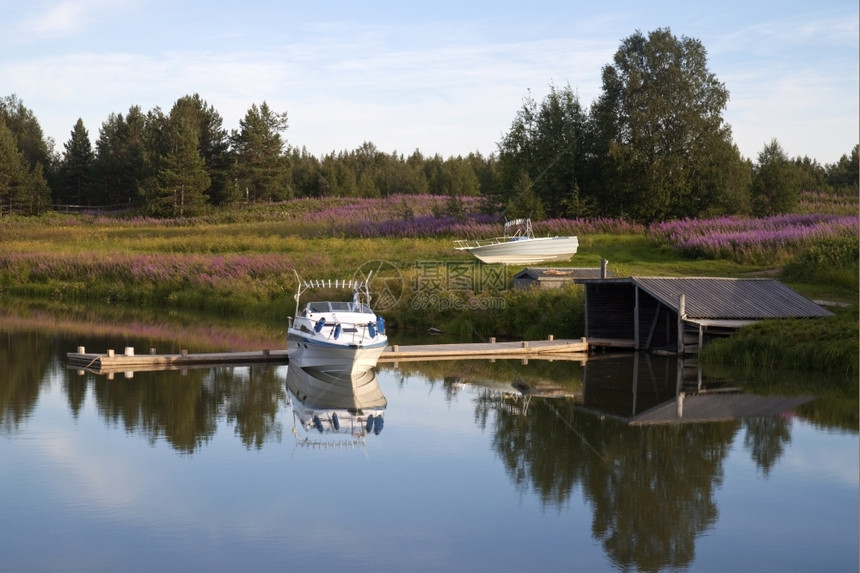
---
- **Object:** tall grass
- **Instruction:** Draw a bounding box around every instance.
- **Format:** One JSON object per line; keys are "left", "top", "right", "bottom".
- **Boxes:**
{"left": 700, "top": 304, "right": 859, "bottom": 378}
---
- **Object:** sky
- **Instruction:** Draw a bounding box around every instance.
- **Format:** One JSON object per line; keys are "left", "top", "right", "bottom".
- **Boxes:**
{"left": 3, "top": 0, "right": 857, "bottom": 165}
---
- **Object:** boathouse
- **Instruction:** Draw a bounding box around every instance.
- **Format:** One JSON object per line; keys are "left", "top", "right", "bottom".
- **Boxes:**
{"left": 575, "top": 277, "right": 833, "bottom": 354}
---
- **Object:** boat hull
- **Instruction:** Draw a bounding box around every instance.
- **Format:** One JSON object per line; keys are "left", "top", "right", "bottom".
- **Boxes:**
{"left": 458, "top": 236, "right": 579, "bottom": 264}
{"left": 287, "top": 330, "right": 388, "bottom": 372}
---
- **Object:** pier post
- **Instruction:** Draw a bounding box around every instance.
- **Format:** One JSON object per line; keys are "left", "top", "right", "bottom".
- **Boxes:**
{"left": 677, "top": 294, "right": 686, "bottom": 354}
{"left": 489, "top": 337, "right": 496, "bottom": 344}
{"left": 77, "top": 346, "right": 85, "bottom": 354}
{"left": 107, "top": 349, "right": 114, "bottom": 357}
{"left": 124, "top": 347, "right": 134, "bottom": 357}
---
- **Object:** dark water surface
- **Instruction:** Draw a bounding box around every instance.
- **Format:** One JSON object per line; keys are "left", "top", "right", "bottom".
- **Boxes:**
{"left": 1, "top": 327, "right": 857, "bottom": 572}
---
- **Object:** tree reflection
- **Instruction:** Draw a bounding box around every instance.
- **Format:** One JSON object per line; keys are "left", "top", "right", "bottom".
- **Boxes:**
{"left": 0, "top": 329, "right": 52, "bottom": 433}
{"left": 40, "top": 364, "right": 287, "bottom": 454}
{"left": 488, "top": 393, "right": 738, "bottom": 570}
{"left": 743, "top": 416, "right": 793, "bottom": 476}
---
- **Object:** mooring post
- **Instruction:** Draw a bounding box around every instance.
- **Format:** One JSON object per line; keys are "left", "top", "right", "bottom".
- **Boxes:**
{"left": 677, "top": 294, "right": 686, "bottom": 354}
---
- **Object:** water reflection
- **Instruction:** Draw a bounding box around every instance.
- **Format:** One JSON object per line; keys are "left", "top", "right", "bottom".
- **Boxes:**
{"left": 381, "top": 354, "right": 839, "bottom": 571}
{"left": 0, "top": 326, "right": 856, "bottom": 571}
{"left": 286, "top": 364, "right": 387, "bottom": 451}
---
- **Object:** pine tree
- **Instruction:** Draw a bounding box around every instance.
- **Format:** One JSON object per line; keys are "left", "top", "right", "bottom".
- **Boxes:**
{"left": 153, "top": 116, "right": 210, "bottom": 217}
{"left": 231, "top": 102, "right": 290, "bottom": 202}
{"left": 60, "top": 119, "right": 95, "bottom": 205}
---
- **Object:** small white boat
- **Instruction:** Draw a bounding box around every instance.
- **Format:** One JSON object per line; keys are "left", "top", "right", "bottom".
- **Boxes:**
{"left": 287, "top": 272, "right": 388, "bottom": 372}
{"left": 454, "top": 218, "right": 579, "bottom": 265}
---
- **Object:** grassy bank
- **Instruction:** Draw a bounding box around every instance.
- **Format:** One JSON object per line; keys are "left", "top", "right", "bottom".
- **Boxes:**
{"left": 0, "top": 195, "right": 857, "bottom": 375}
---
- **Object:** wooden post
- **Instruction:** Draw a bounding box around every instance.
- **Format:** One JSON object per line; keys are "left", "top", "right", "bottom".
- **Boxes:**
{"left": 634, "top": 287, "right": 640, "bottom": 350}
{"left": 677, "top": 294, "right": 686, "bottom": 354}
{"left": 600, "top": 258, "right": 608, "bottom": 279}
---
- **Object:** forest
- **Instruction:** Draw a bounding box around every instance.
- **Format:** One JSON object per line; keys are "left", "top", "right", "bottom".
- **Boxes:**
{"left": 1, "top": 28, "right": 858, "bottom": 223}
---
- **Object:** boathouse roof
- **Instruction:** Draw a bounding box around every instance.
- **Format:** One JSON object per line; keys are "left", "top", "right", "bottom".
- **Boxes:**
{"left": 578, "top": 276, "right": 832, "bottom": 321}
{"left": 574, "top": 276, "right": 833, "bottom": 353}
{"left": 514, "top": 267, "right": 616, "bottom": 280}
{"left": 513, "top": 266, "right": 615, "bottom": 289}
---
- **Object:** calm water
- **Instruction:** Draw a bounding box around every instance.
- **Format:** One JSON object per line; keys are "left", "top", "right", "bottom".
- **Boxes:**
{"left": 0, "top": 327, "right": 857, "bottom": 573}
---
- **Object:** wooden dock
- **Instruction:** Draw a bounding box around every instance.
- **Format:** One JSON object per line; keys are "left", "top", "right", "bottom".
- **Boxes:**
{"left": 67, "top": 337, "right": 590, "bottom": 374}
{"left": 380, "top": 337, "right": 588, "bottom": 361}
{"left": 67, "top": 347, "right": 290, "bottom": 374}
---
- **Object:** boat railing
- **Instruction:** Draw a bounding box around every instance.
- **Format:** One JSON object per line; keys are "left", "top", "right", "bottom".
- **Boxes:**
{"left": 454, "top": 236, "right": 510, "bottom": 249}
{"left": 292, "top": 270, "right": 376, "bottom": 317}
{"left": 454, "top": 218, "right": 535, "bottom": 250}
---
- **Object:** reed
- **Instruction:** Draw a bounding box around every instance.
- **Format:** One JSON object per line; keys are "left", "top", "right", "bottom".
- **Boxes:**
{"left": 700, "top": 304, "right": 859, "bottom": 377}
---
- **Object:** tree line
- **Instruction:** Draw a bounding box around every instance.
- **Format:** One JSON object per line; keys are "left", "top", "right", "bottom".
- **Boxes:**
{"left": 1, "top": 28, "right": 857, "bottom": 222}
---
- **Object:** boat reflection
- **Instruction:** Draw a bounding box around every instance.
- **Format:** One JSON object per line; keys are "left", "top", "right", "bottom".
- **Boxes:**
{"left": 286, "top": 363, "right": 387, "bottom": 451}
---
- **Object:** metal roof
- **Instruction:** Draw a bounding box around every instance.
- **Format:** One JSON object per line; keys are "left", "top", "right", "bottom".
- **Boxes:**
{"left": 514, "top": 267, "right": 615, "bottom": 280}
{"left": 580, "top": 277, "right": 833, "bottom": 320}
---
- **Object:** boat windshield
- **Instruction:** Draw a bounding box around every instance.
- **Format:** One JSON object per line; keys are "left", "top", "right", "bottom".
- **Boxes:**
{"left": 306, "top": 301, "right": 373, "bottom": 313}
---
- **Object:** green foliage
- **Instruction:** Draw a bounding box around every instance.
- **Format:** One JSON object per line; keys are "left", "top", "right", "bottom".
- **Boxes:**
{"left": 587, "top": 28, "right": 747, "bottom": 222}
{"left": 751, "top": 139, "right": 802, "bottom": 215}
{"left": 497, "top": 84, "right": 587, "bottom": 218}
{"left": 0, "top": 120, "right": 50, "bottom": 215}
{"left": 700, "top": 304, "right": 859, "bottom": 377}
{"left": 781, "top": 234, "right": 859, "bottom": 290}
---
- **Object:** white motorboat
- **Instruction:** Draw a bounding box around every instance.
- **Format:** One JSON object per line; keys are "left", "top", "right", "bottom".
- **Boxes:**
{"left": 454, "top": 218, "right": 579, "bottom": 264}
{"left": 287, "top": 273, "right": 388, "bottom": 372}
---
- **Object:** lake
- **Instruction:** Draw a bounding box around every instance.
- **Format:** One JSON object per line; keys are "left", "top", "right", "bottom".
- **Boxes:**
{"left": 0, "top": 325, "right": 857, "bottom": 572}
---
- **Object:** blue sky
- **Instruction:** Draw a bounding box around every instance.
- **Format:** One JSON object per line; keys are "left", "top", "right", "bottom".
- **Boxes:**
{"left": 3, "top": 0, "right": 857, "bottom": 164}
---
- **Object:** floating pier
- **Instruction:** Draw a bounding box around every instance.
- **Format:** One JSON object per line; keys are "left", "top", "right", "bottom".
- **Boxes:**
{"left": 379, "top": 337, "right": 588, "bottom": 362}
{"left": 67, "top": 346, "right": 289, "bottom": 374}
{"left": 67, "top": 337, "right": 590, "bottom": 374}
